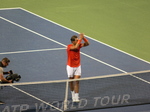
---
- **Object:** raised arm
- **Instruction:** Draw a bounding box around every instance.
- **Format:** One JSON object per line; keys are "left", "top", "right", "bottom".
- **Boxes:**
{"left": 81, "top": 36, "right": 90, "bottom": 47}
{"left": 70, "top": 33, "right": 84, "bottom": 50}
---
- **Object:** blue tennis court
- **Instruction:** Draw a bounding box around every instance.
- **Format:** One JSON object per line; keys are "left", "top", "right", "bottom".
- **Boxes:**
{"left": 0, "top": 8, "right": 150, "bottom": 112}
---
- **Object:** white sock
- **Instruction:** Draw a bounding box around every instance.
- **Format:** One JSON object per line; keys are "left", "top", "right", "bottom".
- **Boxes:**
{"left": 75, "top": 93, "right": 79, "bottom": 100}
{"left": 71, "top": 91, "right": 75, "bottom": 98}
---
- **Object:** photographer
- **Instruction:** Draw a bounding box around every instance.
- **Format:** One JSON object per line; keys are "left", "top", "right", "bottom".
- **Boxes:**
{"left": 0, "top": 57, "right": 12, "bottom": 83}
{"left": 0, "top": 57, "right": 12, "bottom": 104}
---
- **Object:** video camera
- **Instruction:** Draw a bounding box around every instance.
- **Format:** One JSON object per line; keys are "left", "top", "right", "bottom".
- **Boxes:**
{"left": 5, "top": 70, "right": 21, "bottom": 83}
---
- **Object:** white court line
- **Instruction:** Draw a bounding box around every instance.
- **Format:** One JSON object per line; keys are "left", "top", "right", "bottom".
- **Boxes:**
{"left": 0, "top": 7, "right": 150, "bottom": 64}
{"left": 0, "top": 14, "right": 149, "bottom": 84}
{"left": 0, "top": 16, "right": 66, "bottom": 47}
{"left": 20, "top": 8, "right": 150, "bottom": 65}
{"left": 11, "top": 85, "right": 63, "bottom": 112}
{"left": 0, "top": 48, "right": 66, "bottom": 55}
{"left": 0, "top": 7, "right": 21, "bottom": 10}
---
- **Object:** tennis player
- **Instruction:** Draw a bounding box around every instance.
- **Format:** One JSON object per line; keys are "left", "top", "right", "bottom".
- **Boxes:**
{"left": 66, "top": 33, "right": 89, "bottom": 102}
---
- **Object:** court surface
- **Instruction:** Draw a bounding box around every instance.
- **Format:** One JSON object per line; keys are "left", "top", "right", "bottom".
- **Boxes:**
{"left": 0, "top": 8, "right": 150, "bottom": 112}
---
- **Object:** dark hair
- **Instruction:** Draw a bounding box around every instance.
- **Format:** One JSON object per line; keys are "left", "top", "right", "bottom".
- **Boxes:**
{"left": 70, "top": 35, "right": 78, "bottom": 42}
{"left": 2, "top": 57, "right": 10, "bottom": 63}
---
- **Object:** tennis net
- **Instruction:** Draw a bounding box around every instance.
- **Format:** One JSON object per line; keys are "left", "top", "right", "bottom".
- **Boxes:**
{"left": 0, "top": 70, "right": 150, "bottom": 112}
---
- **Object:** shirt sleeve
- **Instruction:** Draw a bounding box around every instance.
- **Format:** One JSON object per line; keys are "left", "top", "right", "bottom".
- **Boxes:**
{"left": 0, "top": 67, "right": 3, "bottom": 74}
{"left": 67, "top": 45, "right": 71, "bottom": 51}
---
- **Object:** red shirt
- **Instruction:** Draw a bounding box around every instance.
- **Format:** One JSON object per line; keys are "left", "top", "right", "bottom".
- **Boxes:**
{"left": 67, "top": 44, "right": 82, "bottom": 67}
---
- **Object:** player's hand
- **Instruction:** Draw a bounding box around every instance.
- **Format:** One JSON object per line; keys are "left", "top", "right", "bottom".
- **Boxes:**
{"left": 8, "top": 80, "right": 13, "bottom": 83}
{"left": 8, "top": 70, "right": 13, "bottom": 74}
{"left": 79, "top": 33, "right": 84, "bottom": 39}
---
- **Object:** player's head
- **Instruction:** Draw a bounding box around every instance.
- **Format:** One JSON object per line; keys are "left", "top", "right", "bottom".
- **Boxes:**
{"left": 70, "top": 35, "right": 78, "bottom": 44}
{"left": 1, "top": 57, "right": 10, "bottom": 67}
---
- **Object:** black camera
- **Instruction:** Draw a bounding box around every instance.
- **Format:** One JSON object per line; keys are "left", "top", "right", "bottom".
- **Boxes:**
{"left": 6, "top": 73, "right": 21, "bottom": 83}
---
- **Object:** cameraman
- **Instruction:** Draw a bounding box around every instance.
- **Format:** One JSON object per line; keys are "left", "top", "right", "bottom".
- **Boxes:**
{"left": 0, "top": 57, "right": 12, "bottom": 104}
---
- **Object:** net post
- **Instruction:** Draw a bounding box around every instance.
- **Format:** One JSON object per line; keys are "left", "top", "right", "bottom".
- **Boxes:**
{"left": 64, "top": 80, "right": 69, "bottom": 111}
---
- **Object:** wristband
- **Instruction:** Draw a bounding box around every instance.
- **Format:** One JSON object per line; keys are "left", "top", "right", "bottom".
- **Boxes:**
{"left": 83, "top": 38, "right": 88, "bottom": 42}
{"left": 77, "top": 39, "right": 82, "bottom": 44}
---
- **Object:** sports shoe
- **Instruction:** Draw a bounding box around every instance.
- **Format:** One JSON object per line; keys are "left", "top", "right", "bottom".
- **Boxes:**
{"left": 72, "top": 97, "right": 76, "bottom": 102}
{"left": 71, "top": 91, "right": 76, "bottom": 102}
{"left": 0, "top": 101, "right": 5, "bottom": 105}
{"left": 73, "top": 93, "right": 80, "bottom": 102}
{"left": 74, "top": 98, "right": 80, "bottom": 102}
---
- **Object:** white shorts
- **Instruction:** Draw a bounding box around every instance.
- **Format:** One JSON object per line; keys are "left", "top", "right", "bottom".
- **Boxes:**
{"left": 66, "top": 65, "right": 81, "bottom": 78}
